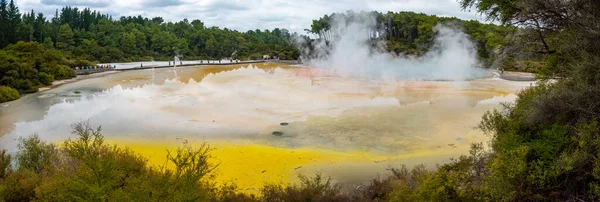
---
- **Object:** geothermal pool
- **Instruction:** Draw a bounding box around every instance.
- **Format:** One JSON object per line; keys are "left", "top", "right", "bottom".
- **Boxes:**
{"left": 0, "top": 63, "right": 534, "bottom": 192}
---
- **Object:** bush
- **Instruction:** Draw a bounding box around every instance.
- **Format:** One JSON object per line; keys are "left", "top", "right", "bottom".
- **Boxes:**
{"left": 0, "top": 122, "right": 223, "bottom": 201}
{"left": 0, "top": 42, "right": 75, "bottom": 95}
{"left": 0, "top": 170, "right": 41, "bottom": 202}
{"left": 16, "top": 135, "right": 59, "bottom": 174}
{"left": 39, "top": 72, "right": 54, "bottom": 85}
{"left": 478, "top": 57, "right": 600, "bottom": 201}
{"left": 262, "top": 173, "right": 346, "bottom": 202}
{"left": 0, "top": 150, "right": 11, "bottom": 178}
{"left": 69, "top": 59, "right": 95, "bottom": 69}
{"left": 0, "top": 86, "right": 20, "bottom": 103}
{"left": 213, "top": 184, "right": 259, "bottom": 202}
{"left": 54, "top": 65, "right": 76, "bottom": 80}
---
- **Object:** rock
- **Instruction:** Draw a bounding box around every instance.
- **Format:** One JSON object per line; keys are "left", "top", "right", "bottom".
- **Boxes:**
{"left": 448, "top": 144, "right": 455, "bottom": 147}
{"left": 456, "top": 138, "right": 465, "bottom": 142}
{"left": 280, "top": 122, "right": 289, "bottom": 126}
{"left": 272, "top": 131, "right": 284, "bottom": 136}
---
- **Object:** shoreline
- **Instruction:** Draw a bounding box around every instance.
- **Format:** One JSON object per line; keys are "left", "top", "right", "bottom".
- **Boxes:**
{"left": 498, "top": 70, "right": 537, "bottom": 81}
{"left": 32, "top": 61, "right": 276, "bottom": 96}
{"left": 38, "top": 71, "right": 121, "bottom": 92}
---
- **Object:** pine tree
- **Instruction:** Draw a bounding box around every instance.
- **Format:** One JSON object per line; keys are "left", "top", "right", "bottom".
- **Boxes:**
{"left": 42, "top": 37, "right": 53, "bottom": 49}
{"left": 35, "top": 12, "right": 46, "bottom": 42}
{"left": 57, "top": 23, "right": 73, "bottom": 49}
{"left": 0, "top": 0, "right": 8, "bottom": 47}
{"left": 6, "top": 0, "right": 20, "bottom": 44}
{"left": 24, "top": 9, "right": 35, "bottom": 41}
{"left": 51, "top": 9, "right": 60, "bottom": 47}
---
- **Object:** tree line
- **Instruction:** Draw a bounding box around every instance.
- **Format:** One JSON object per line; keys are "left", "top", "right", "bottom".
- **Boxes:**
{"left": 0, "top": 1, "right": 300, "bottom": 63}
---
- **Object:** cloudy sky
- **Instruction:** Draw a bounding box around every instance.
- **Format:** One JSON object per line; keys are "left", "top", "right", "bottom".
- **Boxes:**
{"left": 17, "top": 0, "right": 484, "bottom": 34}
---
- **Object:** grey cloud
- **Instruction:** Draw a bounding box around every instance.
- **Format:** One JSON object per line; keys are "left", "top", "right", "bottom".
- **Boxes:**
{"left": 139, "top": 0, "right": 185, "bottom": 8}
{"left": 24, "top": 0, "right": 483, "bottom": 36}
{"left": 40, "top": 0, "right": 112, "bottom": 8}
{"left": 259, "top": 16, "right": 282, "bottom": 22}
{"left": 204, "top": 1, "right": 249, "bottom": 11}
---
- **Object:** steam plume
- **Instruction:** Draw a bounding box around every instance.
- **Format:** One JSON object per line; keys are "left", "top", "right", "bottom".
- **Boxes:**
{"left": 299, "top": 13, "right": 487, "bottom": 81}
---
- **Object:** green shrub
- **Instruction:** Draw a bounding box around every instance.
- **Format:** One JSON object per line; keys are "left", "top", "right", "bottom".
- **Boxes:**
{"left": 213, "top": 184, "right": 259, "bottom": 202}
{"left": 0, "top": 150, "right": 11, "bottom": 178}
{"left": 262, "top": 173, "right": 346, "bottom": 202}
{"left": 55, "top": 65, "right": 76, "bottom": 80}
{"left": 16, "top": 135, "right": 59, "bottom": 174}
{"left": 0, "top": 42, "right": 75, "bottom": 95}
{"left": 0, "top": 170, "right": 41, "bottom": 202}
{"left": 0, "top": 122, "right": 224, "bottom": 201}
{"left": 0, "top": 86, "right": 20, "bottom": 103}
{"left": 71, "top": 59, "right": 94, "bottom": 68}
{"left": 39, "top": 72, "right": 54, "bottom": 86}
{"left": 478, "top": 65, "right": 600, "bottom": 201}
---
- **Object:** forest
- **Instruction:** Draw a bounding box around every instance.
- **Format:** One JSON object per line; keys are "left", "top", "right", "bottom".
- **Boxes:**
{"left": 5, "top": 6, "right": 300, "bottom": 62}
{"left": 1, "top": 0, "right": 599, "bottom": 201}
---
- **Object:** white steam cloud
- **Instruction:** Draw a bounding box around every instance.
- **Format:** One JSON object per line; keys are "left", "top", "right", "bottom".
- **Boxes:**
{"left": 299, "top": 13, "right": 487, "bottom": 81}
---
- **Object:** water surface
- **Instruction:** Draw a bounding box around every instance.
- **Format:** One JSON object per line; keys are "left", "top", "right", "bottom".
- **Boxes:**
{"left": 0, "top": 63, "right": 535, "bottom": 191}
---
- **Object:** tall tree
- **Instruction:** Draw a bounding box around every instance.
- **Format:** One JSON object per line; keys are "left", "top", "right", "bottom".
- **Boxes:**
{"left": 57, "top": 24, "right": 74, "bottom": 49}
{"left": 0, "top": 0, "right": 8, "bottom": 47}
{"left": 5, "top": 0, "right": 21, "bottom": 44}
{"left": 205, "top": 35, "right": 217, "bottom": 58}
{"left": 35, "top": 12, "right": 46, "bottom": 43}
{"left": 23, "top": 9, "right": 35, "bottom": 42}
{"left": 51, "top": 9, "right": 60, "bottom": 47}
